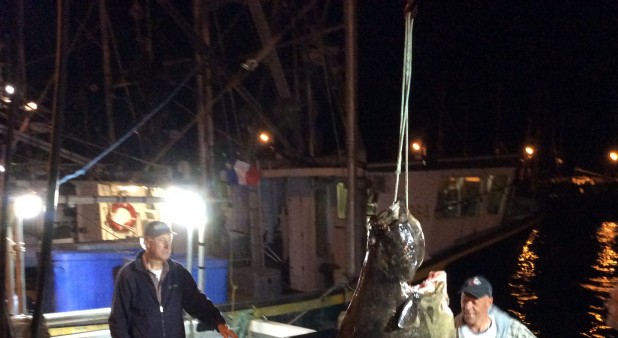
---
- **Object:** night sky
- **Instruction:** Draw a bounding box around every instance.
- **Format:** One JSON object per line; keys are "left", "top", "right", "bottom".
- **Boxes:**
{"left": 2, "top": 1, "right": 618, "bottom": 175}
{"left": 358, "top": 1, "right": 618, "bottom": 173}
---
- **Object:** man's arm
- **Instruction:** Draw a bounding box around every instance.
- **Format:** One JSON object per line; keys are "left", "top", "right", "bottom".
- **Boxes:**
{"left": 509, "top": 319, "right": 537, "bottom": 338}
{"left": 179, "top": 267, "right": 237, "bottom": 337}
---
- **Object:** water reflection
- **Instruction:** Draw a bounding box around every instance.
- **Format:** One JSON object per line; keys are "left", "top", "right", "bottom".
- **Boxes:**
{"left": 581, "top": 221, "right": 618, "bottom": 337}
{"left": 509, "top": 228, "right": 539, "bottom": 325}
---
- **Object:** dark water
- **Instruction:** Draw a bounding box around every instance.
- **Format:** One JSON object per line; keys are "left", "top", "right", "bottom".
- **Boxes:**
{"left": 445, "top": 202, "right": 618, "bottom": 338}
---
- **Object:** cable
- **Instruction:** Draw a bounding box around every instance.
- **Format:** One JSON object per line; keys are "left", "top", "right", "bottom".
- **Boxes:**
{"left": 393, "top": 11, "right": 415, "bottom": 209}
{"left": 58, "top": 66, "right": 199, "bottom": 185}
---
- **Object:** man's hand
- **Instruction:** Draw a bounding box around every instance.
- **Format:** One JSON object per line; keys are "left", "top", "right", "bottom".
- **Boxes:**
{"left": 217, "top": 323, "right": 238, "bottom": 338}
{"left": 412, "top": 270, "right": 448, "bottom": 293}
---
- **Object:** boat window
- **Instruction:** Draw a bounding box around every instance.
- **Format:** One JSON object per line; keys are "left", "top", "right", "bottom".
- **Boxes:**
{"left": 486, "top": 175, "right": 508, "bottom": 214}
{"left": 436, "top": 175, "right": 510, "bottom": 218}
{"left": 461, "top": 177, "right": 482, "bottom": 216}
{"left": 436, "top": 177, "right": 460, "bottom": 218}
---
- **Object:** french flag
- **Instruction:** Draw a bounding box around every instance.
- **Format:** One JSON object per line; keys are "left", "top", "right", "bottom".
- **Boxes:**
{"left": 233, "top": 160, "right": 260, "bottom": 186}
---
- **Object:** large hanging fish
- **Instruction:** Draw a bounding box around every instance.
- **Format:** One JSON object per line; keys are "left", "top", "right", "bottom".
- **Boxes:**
{"left": 337, "top": 200, "right": 454, "bottom": 337}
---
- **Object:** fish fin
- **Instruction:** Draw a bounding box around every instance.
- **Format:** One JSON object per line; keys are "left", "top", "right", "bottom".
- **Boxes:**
{"left": 396, "top": 292, "right": 421, "bottom": 329}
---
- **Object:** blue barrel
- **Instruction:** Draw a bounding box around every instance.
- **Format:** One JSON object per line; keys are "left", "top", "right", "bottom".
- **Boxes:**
{"left": 51, "top": 251, "right": 129, "bottom": 312}
{"left": 173, "top": 255, "right": 229, "bottom": 304}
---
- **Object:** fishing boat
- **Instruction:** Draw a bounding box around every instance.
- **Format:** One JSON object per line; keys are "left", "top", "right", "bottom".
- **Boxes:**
{"left": 7, "top": 155, "right": 533, "bottom": 337}
{"left": 0, "top": 1, "right": 540, "bottom": 337}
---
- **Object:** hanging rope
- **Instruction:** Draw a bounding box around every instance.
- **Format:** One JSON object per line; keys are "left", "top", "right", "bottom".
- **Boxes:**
{"left": 393, "top": 11, "right": 415, "bottom": 209}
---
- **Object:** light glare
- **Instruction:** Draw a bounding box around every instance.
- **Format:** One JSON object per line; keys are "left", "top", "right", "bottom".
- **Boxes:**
{"left": 163, "top": 187, "right": 206, "bottom": 228}
{"left": 15, "top": 194, "right": 43, "bottom": 219}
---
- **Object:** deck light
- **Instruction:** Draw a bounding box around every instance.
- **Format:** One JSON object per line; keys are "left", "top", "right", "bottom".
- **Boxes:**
{"left": 13, "top": 193, "right": 43, "bottom": 315}
{"left": 609, "top": 151, "right": 618, "bottom": 163}
{"left": 163, "top": 186, "right": 207, "bottom": 291}
{"left": 163, "top": 186, "right": 207, "bottom": 229}
{"left": 15, "top": 193, "right": 43, "bottom": 219}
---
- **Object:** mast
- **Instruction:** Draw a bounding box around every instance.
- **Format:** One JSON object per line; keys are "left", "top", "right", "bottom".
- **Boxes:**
{"left": 192, "top": 0, "right": 215, "bottom": 292}
{"left": 99, "top": 0, "right": 116, "bottom": 144}
{"left": 1, "top": 0, "right": 27, "bottom": 335}
{"left": 248, "top": 1, "right": 292, "bottom": 100}
{"left": 31, "top": 0, "right": 68, "bottom": 335}
{"left": 344, "top": 0, "right": 359, "bottom": 276}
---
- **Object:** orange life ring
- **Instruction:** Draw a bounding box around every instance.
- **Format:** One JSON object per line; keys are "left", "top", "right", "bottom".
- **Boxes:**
{"left": 107, "top": 203, "right": 137, "bottom": 232}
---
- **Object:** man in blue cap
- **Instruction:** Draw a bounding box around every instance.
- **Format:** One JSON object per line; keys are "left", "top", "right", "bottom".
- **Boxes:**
{"left": 455, "top": 275, "right": 536, "bottom": 338}
{"left": 109, "top": 221, "right": 237, "bottom": 338}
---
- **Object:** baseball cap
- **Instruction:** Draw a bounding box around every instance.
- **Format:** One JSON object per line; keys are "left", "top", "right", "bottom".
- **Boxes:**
{"left": 459, "top": 275, "right": 492, "bottom": 298}
{"left": 143, "top": 221, "right": 176, "bottom": 237}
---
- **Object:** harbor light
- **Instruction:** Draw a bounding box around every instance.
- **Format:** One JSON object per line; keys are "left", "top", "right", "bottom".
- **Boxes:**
{"left": 5, "top": 84, "right": 15, "bottom": 95}
{"left": 410, "top": 139, "right": 426, "bottom": 161}
{"left": 258, "top": 131, "right": 272, "bottom": 144}
{"left": 524, "top": 145, "right": 535, "bottom": 159}
{"left": 23, "top": 101, "right": 38, "bottom": 111}
{"left": 609, "top": 150, "right": 618, "bottom": 163}
{"left": 1, "top": 84, "right": 14, "bottom": 103}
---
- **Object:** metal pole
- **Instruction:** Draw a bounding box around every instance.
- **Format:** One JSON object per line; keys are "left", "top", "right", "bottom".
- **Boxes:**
{"left": 193, "top": 0, "right": 213, "bottom": 296}
{"left": 186, "top": 228, "right": 194, "bottom": 279}
{"left": 185, "top": 227, "right": 194, "bottom": 334}
{"left": 7, "top": 223, "right": 16, "bottom": 315}
{"left": 15, "top": 217, "right": 26, "bottom": 314}
{"left": 197, "top": 225, "right": 206, "bottom": 291}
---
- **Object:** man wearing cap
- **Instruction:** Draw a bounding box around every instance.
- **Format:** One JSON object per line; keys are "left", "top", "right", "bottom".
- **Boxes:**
{"left": 109, "top": 221, "right": 238, "bottom": 338}
{"left": 455, "top": 275, "right": 536, "bottom": 338}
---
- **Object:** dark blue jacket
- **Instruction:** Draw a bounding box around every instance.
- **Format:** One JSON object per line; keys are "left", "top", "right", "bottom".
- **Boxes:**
{"left": 108, "top": 251, "right": 226, "bottom": 338}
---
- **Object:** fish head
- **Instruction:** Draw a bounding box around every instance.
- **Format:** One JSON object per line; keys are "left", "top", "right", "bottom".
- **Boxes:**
{"left": 368, "top": 200, "right": 425, "bottom": 281}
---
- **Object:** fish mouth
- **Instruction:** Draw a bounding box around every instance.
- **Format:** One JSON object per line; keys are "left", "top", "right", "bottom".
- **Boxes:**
{"left": 389, "top": 199, "right": 411, "bottom": 224}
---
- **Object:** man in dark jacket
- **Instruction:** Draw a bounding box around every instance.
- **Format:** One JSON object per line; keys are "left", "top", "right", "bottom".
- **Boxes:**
{"left": 109, "top": 221, "right": 237, "bottom": 338}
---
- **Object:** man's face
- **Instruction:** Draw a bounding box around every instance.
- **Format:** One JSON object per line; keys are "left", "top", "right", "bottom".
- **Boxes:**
{"left": 461, "top": 292, "right": 493, "bottom": 327}
{"left": 145, "top": 233, "right": 173, "bottom": 262}
{"left": 606, "top": 285, "right": 618, "bottom": 329}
